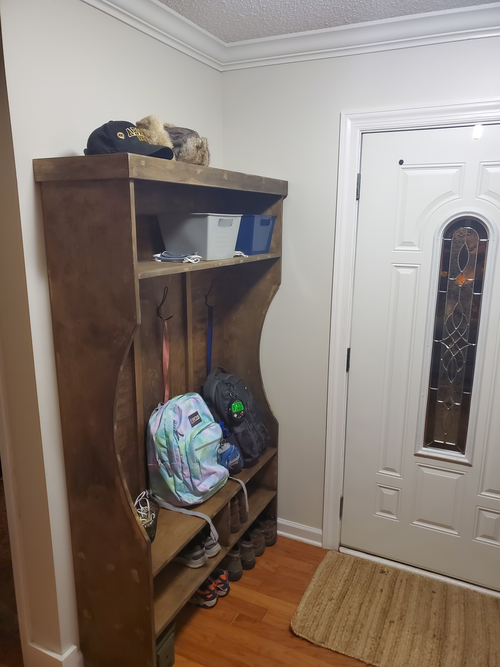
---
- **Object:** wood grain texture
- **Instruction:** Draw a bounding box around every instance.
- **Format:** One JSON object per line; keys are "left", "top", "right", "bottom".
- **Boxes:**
{"left": 33, "top": 154, "right": 288, "bottom": 197}
{"left": 39, "top": 179, "right": 155, "bottom": 667}
{"left": 174, "top": 537, "right": 366, "bottom": 667}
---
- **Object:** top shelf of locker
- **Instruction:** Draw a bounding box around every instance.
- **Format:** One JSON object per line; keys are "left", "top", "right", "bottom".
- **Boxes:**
{"left": 33, "top": 153, "right": 288, "bottom": 197}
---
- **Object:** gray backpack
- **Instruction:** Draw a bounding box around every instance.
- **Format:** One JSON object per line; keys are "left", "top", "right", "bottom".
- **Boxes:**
{"left": 202, "top": 368, "right": 268, "bottom": 468}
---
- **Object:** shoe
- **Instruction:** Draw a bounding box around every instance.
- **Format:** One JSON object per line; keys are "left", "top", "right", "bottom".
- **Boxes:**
{"left": 172, "top": 536, "right": 207, "bottom": 568}
{"left": 134, "top": 491, "right": 160, "bottom": 542}
{"left": 220, "top": 545, "right": 243, "bottom": 581}
{"left": 218, "top": 441, "right": 243, "bottom": 474}
{"left": 258, "top": 516, "right": 277, "bottom": 546}
{"left": 238, "top": 532, "right": 256, "bottom": 570}
{"left": 237, "top": 489, "right": 248, "bottom": 524}
{"left": 201, "top": 526, "right": 221, "bottom": 558}
{"left": 188, "top": 579, "right": 218, "bottom": 608}
{"left": 209, "top": 568, "right": 230, "bottom": 597}
{"left": 248, "top": 525, "right": 266, "bottom": 557}
{"left": 230, "top": 497, "right": 240, "bottom": 533}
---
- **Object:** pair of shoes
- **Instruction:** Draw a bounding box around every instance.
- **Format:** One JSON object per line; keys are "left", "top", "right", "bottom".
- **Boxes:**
{"left": 248, "top": 524, "right": 266, "bottom": 557}
{"left": 189, "top": 578, "right": 218, "bottom": 608}
{"left": 238, "top": 532, "right": 256, "bottom": 570}
{"left": 188, "top": 568, "right": 230, "bottom": 608}
{"left": 238, "top": 523, "right": 266, "bottom": 567}
{"left": 172, "top": 527, "right": 221, "bottom": 568}
{"left": 220, "top": 545, "right": 243, "bottom": 581}
{"left": 257, "top": 516, "right": 277, "bottom": 546}
{"left": 209, "top": 568, "right": 230, "bottom": 597}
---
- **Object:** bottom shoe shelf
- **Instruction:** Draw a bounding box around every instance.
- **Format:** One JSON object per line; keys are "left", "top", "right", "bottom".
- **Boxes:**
{"left": 154, "top": 486, "right": 276, "bottom": 637}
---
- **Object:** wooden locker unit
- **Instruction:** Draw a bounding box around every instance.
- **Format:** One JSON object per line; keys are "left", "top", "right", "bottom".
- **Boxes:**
{"left": 34, "top": 153, "right": 287, "bottom": 667}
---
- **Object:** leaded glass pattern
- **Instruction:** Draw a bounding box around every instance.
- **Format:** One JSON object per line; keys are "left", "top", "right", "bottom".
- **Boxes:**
{"left": 424, "top": 217, "right": 488, "bottom": 454}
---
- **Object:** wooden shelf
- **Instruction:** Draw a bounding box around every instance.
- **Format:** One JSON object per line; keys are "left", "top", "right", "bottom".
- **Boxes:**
{"left": 151, "top": 447, "right": 277, "bottom": 576}
{"left": 33, "top": 153, "right": 288, "bottom": 197}
{"left": 153, "top": 486, "right": 276, "bottom": 637}
{"left": 138, "top": 253, "right": 281, "bottom": 279}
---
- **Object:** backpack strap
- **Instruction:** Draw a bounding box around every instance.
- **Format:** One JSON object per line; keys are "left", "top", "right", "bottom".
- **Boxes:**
{"left": 162, "top": 319, "right": 170, "bottom": 403}
{"left": 157, "top": 287, "right": 173, "bottom": 403}
{"left": 153, "top": 499, "right": 219, "bottom": 542}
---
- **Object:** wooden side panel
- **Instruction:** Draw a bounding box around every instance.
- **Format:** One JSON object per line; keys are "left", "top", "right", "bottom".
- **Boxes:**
{"left": 39, "top": 180, "right": 155, "bottom": 667}
{"left": 115, "top": 345, "right": 144, "bottom": 499}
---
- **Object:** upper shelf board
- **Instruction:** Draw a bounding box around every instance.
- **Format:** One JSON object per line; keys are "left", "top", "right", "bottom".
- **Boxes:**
{"left": 33, "top": 153, "right": 288, "bottom": 197}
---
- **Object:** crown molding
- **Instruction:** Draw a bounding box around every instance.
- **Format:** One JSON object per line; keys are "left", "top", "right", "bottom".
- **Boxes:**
{"left": 80, "top": 0, "right": 500, "bottom": 71}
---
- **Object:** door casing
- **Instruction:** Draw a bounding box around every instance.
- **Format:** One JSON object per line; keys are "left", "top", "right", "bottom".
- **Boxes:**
{"left": 323, "top": 101, "right": 500, "bottom": 556}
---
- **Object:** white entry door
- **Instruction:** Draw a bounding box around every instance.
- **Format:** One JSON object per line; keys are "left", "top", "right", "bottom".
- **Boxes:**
{"left": 341, "top": 124, "right": 500, "bottom": 590}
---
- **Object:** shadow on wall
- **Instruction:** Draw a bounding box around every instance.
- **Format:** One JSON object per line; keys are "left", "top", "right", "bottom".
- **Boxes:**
{"left": 0, "top": 467, "right": 19, "bottom": 644}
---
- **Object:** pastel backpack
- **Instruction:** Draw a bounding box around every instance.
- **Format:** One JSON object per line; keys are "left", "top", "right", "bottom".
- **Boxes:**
{"left": 147, "top": 392, "right": 229, "bottom": 508}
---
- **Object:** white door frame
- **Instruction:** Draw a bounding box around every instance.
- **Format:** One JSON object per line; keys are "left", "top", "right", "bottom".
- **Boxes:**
{"left": 323, "top": 100, "right": 500, "bottom": 550}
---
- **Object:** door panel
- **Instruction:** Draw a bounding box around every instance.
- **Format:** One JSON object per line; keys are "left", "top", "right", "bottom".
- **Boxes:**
{"left": 341, "top": 124, "right": 500, "bottom": 590}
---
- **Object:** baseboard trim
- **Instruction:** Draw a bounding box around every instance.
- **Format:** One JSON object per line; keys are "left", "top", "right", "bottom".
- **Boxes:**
{"left": 277, "top": 518, "right": 323, "bottom": 547}
{"left": 23, "top": 643, "right": 83, "bottom": 667}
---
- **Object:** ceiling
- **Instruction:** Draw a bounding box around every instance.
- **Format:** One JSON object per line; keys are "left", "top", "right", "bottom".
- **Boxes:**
{"left": 157, "top": 0, "right": 499, "bottom": 43}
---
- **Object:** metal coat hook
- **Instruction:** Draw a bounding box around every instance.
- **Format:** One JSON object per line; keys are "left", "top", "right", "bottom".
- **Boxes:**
{"left": 156, "top": 286, "right": 173, "bottom": 321}
{"left": 204, "top": 279, "right": 216, "bottom": 308}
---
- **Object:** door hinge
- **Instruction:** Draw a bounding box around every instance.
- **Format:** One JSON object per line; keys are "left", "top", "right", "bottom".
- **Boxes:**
{"left": 346, "top": 347, "right": 351, "bottom": 372}
{"left": 339, "top": 496, "right": 344, "bottom": 520}
{"left": 356, "top": 173, "right": 361, "bottom": 200}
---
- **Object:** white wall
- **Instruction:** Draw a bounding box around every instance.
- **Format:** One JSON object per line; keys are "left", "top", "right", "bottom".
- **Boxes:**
{"left": 0, "top": 0, "right": 222, "bottom": 664}
{"left": 221, "top": 36, "right": 500, "bottom": 543}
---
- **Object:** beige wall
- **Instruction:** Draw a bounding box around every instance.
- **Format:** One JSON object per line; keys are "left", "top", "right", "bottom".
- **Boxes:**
{"left": 221, "top": 36, "right": 500, "bottom": 538}
{"left": 0, "top": 0, "right": 222, "bottom": 663}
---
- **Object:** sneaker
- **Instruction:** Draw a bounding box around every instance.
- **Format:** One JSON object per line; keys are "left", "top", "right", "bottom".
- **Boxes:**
{"left": 218, "top": 441, "right": 243, "bottom": 474}
{"left": 189, "top": 579, "right": 218, "bottom": 608}
{"left": 248, "top": 524, "right": 266, "bottom": 557}
{"left": 201, "top": 526, "right": 221, "bottom": 558}
{"left": 237, "top": 490, "right": 248, "bottom": 524}
{"left": 220, "top": 545, "right": 243, "bottom": 581}
{"left": 172, "top": 536, "right": 207, "bottom": 568}
{"left": 134, "top": 491, "right": 159, "bottom": 542}
{"left": 209, "top": 568, "right": 230, "bottom": 597}
{"left": 230, "top": 497, "right": 240, "bottom": 533}
{"left": 238, "top": 532, "right": 256, "bottom": 570}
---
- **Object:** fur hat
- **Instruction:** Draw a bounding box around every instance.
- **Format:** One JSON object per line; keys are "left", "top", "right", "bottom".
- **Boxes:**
{"left": 136, "top": 115, "right": 210, "bottom": 167}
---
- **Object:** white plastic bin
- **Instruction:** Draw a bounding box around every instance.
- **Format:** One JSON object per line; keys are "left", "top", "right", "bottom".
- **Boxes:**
{"left": 158, "top": 213, "right": 241, "bottom": 260}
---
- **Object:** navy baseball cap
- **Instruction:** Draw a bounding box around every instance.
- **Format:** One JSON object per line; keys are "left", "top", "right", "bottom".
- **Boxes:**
{"left": 84, "top": 121, "right": 174, "bottom": 159}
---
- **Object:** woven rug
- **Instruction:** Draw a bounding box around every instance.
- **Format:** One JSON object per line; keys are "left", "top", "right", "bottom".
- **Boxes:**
{"left": 291, "top": 551, "right": 500, "bottom": 667}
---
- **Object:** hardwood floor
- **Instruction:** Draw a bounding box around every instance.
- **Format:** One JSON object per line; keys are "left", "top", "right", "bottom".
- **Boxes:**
{"left": 175, "top": 536, "right": 366, "bottom": 667}
{"left": 0, "top": 536, "right": 367, "bottom": 666}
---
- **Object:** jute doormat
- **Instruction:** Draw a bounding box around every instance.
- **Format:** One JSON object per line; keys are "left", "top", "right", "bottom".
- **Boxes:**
{"left": 291, "top": 551, "right": 500, "bottom": 667}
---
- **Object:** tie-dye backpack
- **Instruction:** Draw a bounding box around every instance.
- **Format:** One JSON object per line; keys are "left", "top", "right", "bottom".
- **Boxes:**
{"left": 147, "top": 392, "right": 229, "bottom": 508}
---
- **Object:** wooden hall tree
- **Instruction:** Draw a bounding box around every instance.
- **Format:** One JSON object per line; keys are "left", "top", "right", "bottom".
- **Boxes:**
{"left": 34, "top": 154, "right": 287, "bottom": 667}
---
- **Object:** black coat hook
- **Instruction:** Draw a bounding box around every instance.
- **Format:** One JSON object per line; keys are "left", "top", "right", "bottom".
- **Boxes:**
{"left": 156, "top": 286, "right": 173, "bottom": 321}
{"left": 205, "top": 279, "right": 216, "bottom": 308}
